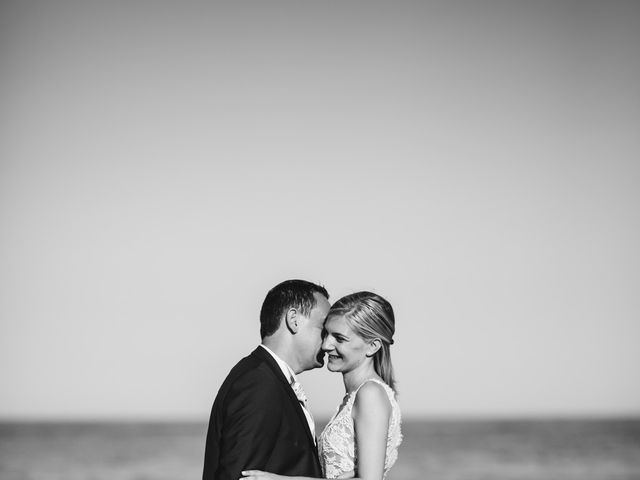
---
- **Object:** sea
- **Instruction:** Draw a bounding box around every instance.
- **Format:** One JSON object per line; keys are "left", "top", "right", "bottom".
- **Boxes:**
{"left": 1, "top": 418, "right": 639, "bottom": 480}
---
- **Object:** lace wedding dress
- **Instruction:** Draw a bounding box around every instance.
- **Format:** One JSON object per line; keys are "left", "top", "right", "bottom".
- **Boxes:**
{"left": 318, "top": 378, "right": 402, "bottom": 479}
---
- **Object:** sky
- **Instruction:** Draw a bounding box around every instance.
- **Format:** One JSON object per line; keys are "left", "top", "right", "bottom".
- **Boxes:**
{"left": 1, "top": 1, "right": 639, "bottom": 420}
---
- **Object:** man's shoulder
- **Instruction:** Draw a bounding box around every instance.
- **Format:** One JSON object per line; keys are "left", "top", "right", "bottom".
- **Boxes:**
{"left": 210, "top": 348, "right": 287, "bottom": 415}
{"left": 220, "top": 348, "right": 279, "bottom": 391}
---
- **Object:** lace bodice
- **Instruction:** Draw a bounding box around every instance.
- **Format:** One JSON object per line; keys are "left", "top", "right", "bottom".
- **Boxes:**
{"left": 318, "top": 379, "right": 402, "bottom": 479}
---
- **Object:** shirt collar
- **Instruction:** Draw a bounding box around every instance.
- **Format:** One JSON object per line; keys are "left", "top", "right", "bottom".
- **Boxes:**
{"left": 260, "top": 344, "right": 297, "bottom": 384}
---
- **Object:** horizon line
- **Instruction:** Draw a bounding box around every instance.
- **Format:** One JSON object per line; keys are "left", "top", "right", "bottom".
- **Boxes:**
{"left": 1, "top": 412, "right": 639, "bottom": 424}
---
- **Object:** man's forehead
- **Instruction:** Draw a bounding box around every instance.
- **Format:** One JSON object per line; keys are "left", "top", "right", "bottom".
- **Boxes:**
{"left": 310, "top": 293, "right": 331, "bottom": 318}
{"left": 313, "top": 292, "right": 330, "bottom": 307}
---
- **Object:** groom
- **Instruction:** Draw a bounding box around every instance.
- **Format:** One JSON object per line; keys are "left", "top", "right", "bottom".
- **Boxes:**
{"left": 203, "top": 279, "right": 331, "bottom": 480}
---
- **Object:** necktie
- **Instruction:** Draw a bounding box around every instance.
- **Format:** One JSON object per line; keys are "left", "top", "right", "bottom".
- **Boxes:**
{"left": 291, "top": 378, "right": 316, "bottom": 441}
{"left": 291, "top": 379, "right": 308, "bottom": 406}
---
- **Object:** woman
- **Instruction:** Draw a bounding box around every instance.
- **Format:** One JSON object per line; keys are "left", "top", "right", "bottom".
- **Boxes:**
{"left": 242, "top": 291, "right": 402, "bottom": 480}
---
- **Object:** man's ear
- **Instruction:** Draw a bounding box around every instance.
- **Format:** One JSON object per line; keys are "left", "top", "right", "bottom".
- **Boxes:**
{"left": 366, "top": 338, "right": 382, "bottom": 357}
{"left": 285, "top": 308, "right": 299, "bottom": 334}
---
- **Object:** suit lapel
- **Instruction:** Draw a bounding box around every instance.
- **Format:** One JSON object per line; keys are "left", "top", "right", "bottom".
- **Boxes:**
{"left": 250, "top": 347, "right": 317, "bottom": 448}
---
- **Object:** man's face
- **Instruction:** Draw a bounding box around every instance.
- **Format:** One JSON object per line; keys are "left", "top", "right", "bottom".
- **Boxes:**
{"left": 296, "top": 292, "right": 331, "bottom": 372}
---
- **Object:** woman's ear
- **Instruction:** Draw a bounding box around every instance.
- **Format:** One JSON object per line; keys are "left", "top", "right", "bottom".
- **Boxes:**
{"left": 285, "top": 308, "right": 299, "bottom": 334}
{"left": 366, "top": 338, "right": 382, "bottom": 357}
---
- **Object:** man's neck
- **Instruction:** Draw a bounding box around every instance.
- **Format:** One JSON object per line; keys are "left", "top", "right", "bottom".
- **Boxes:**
{"left": 261, "top": 337, "right": 300, "bottom": 374}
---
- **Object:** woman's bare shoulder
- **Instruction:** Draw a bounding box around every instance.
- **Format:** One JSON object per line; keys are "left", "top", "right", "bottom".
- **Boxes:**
{"left": 353, "top": 380, "right": 391, "bottom": 415}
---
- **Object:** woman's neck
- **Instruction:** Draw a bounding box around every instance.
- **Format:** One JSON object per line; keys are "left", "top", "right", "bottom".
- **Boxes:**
{"left": 342, "top": 361, "right": 379, "bottom": 394}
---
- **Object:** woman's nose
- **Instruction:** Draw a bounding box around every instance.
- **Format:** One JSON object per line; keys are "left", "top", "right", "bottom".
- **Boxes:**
{"left": 321, "top": 336, "right": 333, "bottom": 351}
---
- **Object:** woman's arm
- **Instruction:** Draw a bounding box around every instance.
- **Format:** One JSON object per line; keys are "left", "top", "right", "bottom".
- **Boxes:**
{"left": 351, "top": 381, "right": 391, "bottom": 480}
{"left": 240, "top": 473, "right": 310, "bottom": 480}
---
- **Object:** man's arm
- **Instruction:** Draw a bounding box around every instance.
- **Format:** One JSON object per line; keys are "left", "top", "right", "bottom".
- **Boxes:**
{"left": 215, "top": 371, "right": 282, "bottom": 480}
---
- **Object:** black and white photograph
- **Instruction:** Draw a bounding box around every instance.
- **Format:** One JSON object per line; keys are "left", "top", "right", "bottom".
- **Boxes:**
{"left": 1, "top": 1, "right": 639, "bottom": 479}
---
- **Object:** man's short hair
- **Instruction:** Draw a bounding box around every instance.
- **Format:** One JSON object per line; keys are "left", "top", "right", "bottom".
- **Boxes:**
{"left": 260, "top": 279, "right": 329, "bottom": 339}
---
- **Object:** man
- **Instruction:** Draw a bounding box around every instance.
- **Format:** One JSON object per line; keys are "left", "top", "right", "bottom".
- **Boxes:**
{"left": 203, "top": 279, "right": 331, "bottom": 480}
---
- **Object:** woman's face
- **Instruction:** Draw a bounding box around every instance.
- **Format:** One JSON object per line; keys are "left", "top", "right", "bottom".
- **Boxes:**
{"left": 321, "top": 315, "right": 371, "bottom": 373}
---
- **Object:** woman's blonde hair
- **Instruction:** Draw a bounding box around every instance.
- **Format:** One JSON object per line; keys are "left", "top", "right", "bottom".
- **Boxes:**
{"left": 328, "top": 291, "right": 396, "bottom": 392}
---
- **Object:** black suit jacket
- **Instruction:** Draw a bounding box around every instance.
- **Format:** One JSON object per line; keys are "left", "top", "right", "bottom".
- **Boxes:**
{"left": 203, "top": 347, "right": 322, "bottom": 480}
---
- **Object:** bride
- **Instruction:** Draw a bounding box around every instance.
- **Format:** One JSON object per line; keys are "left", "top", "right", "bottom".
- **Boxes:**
{"left": 242, "top": 291, "right": 402, "bottom": 480}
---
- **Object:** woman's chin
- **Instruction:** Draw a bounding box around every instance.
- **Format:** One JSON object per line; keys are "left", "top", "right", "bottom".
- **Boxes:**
{"left": 326, "top": 359, "right": 342, "bottom": 372}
